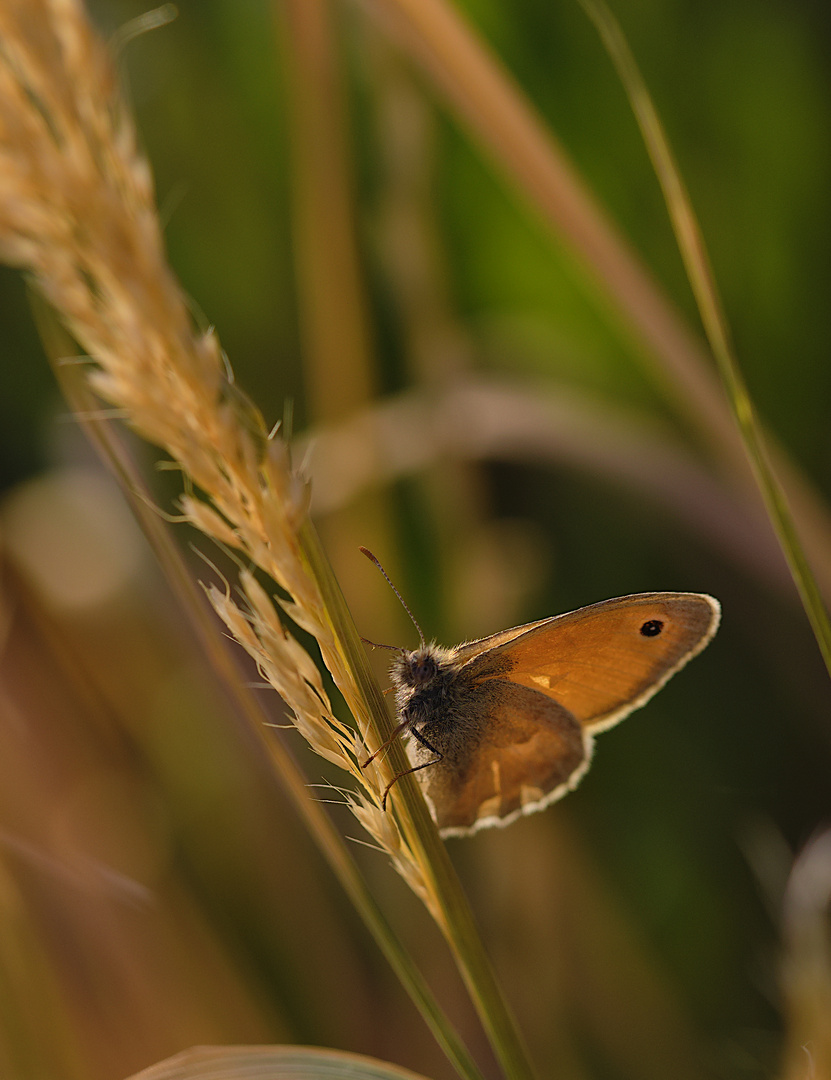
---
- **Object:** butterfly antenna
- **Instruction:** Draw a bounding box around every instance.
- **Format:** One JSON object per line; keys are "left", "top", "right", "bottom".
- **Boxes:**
{"left": 360, "top": 636, "right": 402, "bottom": 654}
{"left": 360, "top": 547, "right": 425, "bottom": 649}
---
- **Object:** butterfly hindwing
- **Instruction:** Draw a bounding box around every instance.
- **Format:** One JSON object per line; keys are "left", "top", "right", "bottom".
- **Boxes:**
{"left": 413, "top": 678, "right": 589, "bottom": 835}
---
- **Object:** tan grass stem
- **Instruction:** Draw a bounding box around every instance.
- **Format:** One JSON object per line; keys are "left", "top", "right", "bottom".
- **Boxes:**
{"left": 280, "top": 0, "right": 377, "bottom": 423}
{"left": 45, "top": 332, "right": 484, "bottom": 1080}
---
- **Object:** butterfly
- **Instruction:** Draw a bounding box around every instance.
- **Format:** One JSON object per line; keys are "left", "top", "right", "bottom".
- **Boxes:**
{"left": 360, "top": 550, "right": 720, "bottom": 837}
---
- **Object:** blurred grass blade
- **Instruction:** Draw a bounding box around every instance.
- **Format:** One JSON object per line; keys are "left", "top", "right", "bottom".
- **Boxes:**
{"left": 781, "top": 831, "right": 831, "bottom": 1080}
{"left": 365, "top": 0, "right": 831, "bottom": 606}
{"left": 303, "top": 377, "right": 793, "bottom": 595}
{"left": 277, "top": 0, "right": 399, "bottom": 678}
{"left": 578, "top": 0, "right": 831, "bottom": 678}
{"left": 367, "top": 0, "right": 740, "bottom": 469}
{"left": 280, "top": 0, "right": 377, "bottom": 422}
{"left": 126, "top": 1044, "right": 434, "bottom": 1080}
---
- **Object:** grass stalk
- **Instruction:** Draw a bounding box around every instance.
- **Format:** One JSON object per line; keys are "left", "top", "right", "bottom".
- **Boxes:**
{"left": 279, "top": 7, "right": 540, "bottom": 1072}
{"left": 280, "top": 0, "right": 377, "bottom": 421}
{"left": 44, "top": 321, "right": 486, "bottom": 1080}
{"left": 366, "top": 0, "right": 741, "bottom": 471}
{"left": 0, "top": 2, "right": 538, "bottom": 1072}
{"left": 364, "top": 0, "right": 831, "bottom": 605}
{"left": 300, "top": 523, "right": 540, "bottom": 1080}
{"left": 578, "top": 0, "right": 831, "bottom": 678}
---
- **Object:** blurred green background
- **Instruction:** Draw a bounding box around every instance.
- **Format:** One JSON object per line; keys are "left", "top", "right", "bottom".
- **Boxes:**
{"left": 0, "top": 1, "right": 830, "bottom": 1079}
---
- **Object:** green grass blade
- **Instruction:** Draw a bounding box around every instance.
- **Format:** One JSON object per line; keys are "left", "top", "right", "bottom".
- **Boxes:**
{"left": 579, "top": 0, "right": 831, "bottom": 678}
{"left": 300, "top": 524, "right": 540, "bottom": 1080}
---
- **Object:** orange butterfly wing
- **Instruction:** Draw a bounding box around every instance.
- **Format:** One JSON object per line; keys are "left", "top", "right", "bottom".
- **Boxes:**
{"left": 416, "top": 680, "right": 590, "bottom": 836}
{"left": 457, "top": 593, "right": 720, "bottom": 731}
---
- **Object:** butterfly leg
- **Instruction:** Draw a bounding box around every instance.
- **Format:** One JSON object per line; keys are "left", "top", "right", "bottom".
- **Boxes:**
{"left": 379, "top": 727, "right": 443, "bottom": 812}
{"left": 360, "top": 714, "right": 412, "bottom": 769}
{"left": 410, "top": 725, "right": 443, "bottom": 759}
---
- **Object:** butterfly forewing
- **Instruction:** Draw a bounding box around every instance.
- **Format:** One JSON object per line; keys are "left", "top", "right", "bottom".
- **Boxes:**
{"left": 452, "top": 617, "right": 553, "bottom": 664}
{"left": 464, "top": 593, "right": 719, "bottom": 731}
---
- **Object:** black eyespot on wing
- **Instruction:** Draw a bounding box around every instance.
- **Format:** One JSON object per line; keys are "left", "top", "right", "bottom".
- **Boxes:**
{"left": 640, "top": 619, "right": 664, "bottom": 637}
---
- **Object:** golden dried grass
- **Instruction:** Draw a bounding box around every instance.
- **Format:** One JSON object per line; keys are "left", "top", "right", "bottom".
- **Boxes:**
{"left": 0, "top": 0, "right": 427, "bottom": 898}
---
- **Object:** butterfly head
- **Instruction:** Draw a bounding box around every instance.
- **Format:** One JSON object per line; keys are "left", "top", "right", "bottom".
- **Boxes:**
{"left": 395, "top": 646, "right": 442, "bottom": 690}
{"left": 389, "top": 643, "right": 461, "bottom": 726}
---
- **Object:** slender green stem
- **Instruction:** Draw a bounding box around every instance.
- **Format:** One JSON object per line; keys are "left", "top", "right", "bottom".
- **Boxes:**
{"left": 580, "top": 0, "right": 831, "bottom": 678}
{"left": 301, "top": 524, "right": 540, "bottom": 1080}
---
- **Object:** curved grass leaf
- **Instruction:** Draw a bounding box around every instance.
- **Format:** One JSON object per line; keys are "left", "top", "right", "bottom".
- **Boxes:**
{"left": 126, "top": 1045, "right": 434, "bottom": 1080}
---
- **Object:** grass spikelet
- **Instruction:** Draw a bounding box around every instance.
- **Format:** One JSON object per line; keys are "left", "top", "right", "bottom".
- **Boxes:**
{"left": 0, "top": 6, "right": 532, "bottom": 1079}
{"left": 0, "top": 0, "right": 426, "bottom": 904}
